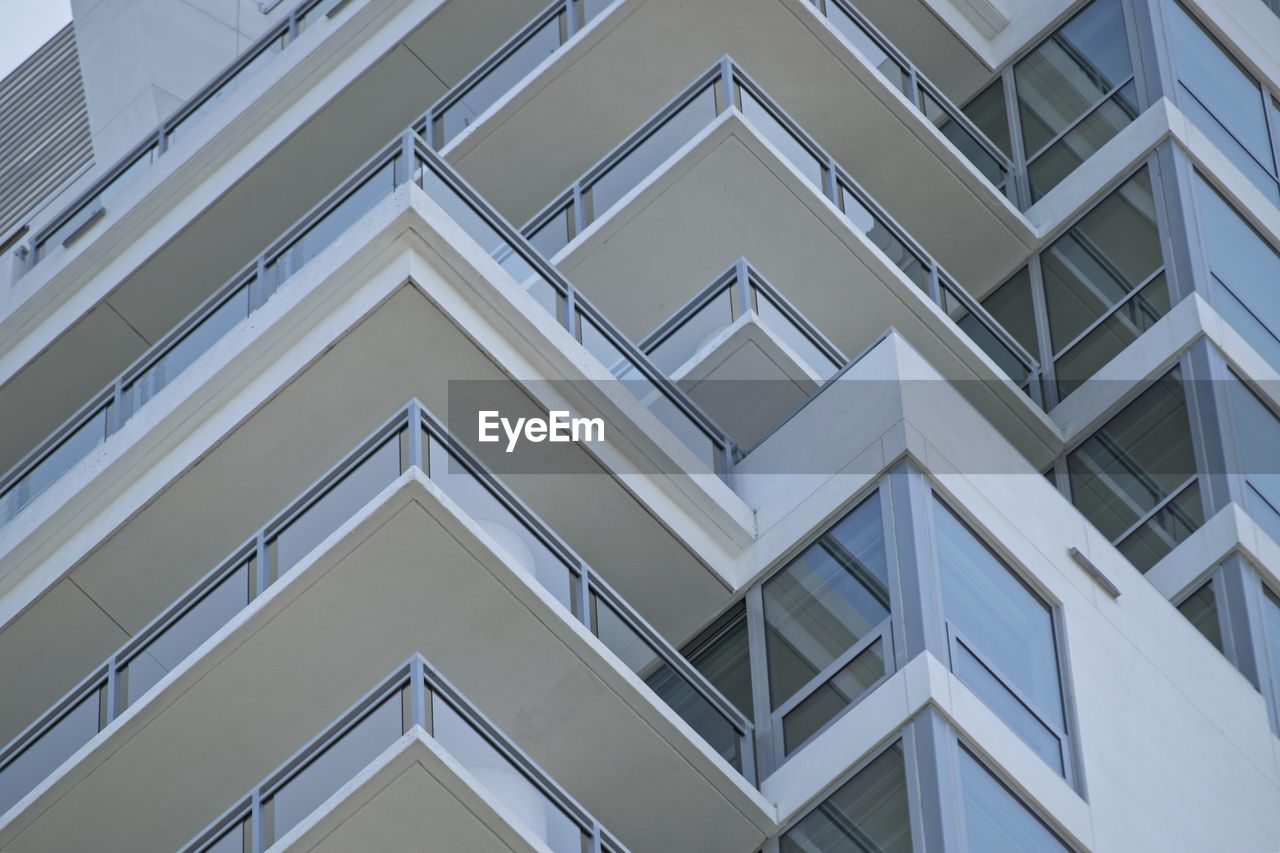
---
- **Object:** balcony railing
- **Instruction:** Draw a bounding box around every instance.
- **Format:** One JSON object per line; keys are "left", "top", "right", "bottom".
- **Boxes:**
{"left": 181, "top": 655, "right": 627, "bottom": 852}
{"left": 0, "top": 400, "right": 755, "bottom": 820}
{"left": 17, "top": 0, "right": 344, "bottom": 268}
{"left": 522, "top": 57, "right": 1043, "bottom": 404}
{"left": 0, "top": 123, "right": 735, "bottom": 528}
{"left": 638, "top": 258, "right": 845, "bottom": 380}
{"left": 804, "top": 0, "right": 1016, "bottom": 203}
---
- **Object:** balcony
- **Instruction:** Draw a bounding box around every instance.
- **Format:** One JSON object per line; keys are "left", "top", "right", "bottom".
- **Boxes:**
{"left": 440, "top": 0, "right": 1037, "bottom": 292}
{"left": 0, "top": 0, "right": 551, "bottom": 504}
{"left": 0, "top": 401, "right": 771, "bottom": 852}
{"left": 183, "top": 655, "right": 626, "bottom": 852}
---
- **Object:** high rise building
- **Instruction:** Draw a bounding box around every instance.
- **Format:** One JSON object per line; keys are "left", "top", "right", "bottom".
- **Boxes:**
{"left": 1, "top": 0, "right": 1279, "bottom": 849}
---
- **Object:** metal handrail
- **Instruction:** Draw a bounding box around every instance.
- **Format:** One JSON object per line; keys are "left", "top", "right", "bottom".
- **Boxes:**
{"left": 22, "top": 0, "right": 342, "bottom": 267}
{"left": 519, "top": 56, "right": 1042, "bottom": 400}
{"left": 0, "top": 398, "right": 755, "bottom": 818}
{"left": 182, "top": 654, "right": 627, "bottom": 852}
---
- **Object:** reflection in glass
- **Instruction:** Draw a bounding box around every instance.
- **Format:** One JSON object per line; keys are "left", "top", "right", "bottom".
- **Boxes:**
{"left": 1115, "top": 480, "right": 1203, "bottom": 573}
{"left": 780, "top": 742, "right": 912, "bottom": 853}
{"left": 685, "top": 606, "right": 753, "bottom": 719}
{"left": 646, "top": 287, "right": 734, "bottom": 375}
{"left": 1027, "top": 82, "right": 1138, "bottom": 201}
{"left": 782, "top": 639, "right": 885, "bottom": 753}
{"left": 1226, "top": 374, "right": 1280, "bottom": 546}
{"left": 1263, "top": 588, "right": 1280, "bottom": 723}
{"left": 1177, "top": 580, "right": 1223, "bottom": 653}
{"left": 763, "top": 495, "right": 889, "bottom": 711}
{"left": 756, "top": 290, "right": 840, "bottom": 380}
{"left": 825, "top": 1, "right": 908, "bottom": 96}
{"left": 838, "top": 182, "right": 929, "bottom": 290}
{"left": 980, "top": 267, "right": 1037, "bottom": 356}
{"left": 963, "top": 77, "right": 1012, "bottom": 159}
{"left": 739, "top": 89, "right": 826, "bottom": 190}
{"left": 2, "top": 402, "right": 111, "bottom": 523}
{"left": 959, "top": 747, "right": 1069, "bottom": 853}
{"left": 0, "top": 688, "right": 101, "bottom": 816}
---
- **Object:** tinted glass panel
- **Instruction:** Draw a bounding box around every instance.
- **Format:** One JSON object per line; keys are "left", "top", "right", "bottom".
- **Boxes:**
{"left": 826, "top": 2, "right": 909, "bottom": 96}
{"left": 428, "top": 437, "right": 574, "bottom": 610}
{"left": 959, "top": 748, "right": 1069, "bottom": 853}
{"left": 780, "top": 742, "right": 912, "bottom": 853}
{"left": 981, "top": 268, "right": 1037, "bottom": 356}
{"left": 0, "top": 687, "right": 100, "bottom": 816}
{"left": 763, "top": 495, "right": 889, "bottom": 710}
{"left": 963, "top": 77, "right": 1012, "bottom": 159}
{"left": 1014, "top": 0, "right": 1132, "bottom": 155}
{"left": 437, "top": 15, "right": 562, "bottom": 147}
{"left": 838, "top": 182, "right": 930, "bottom": 290}
{"left": 782, "top": 638, "right": 885, "bottom": 754}
{"left": 4, "top": 402, "right": 110, "bottom": 522}
{"left": 273, "top": 436, "right": 399, "bottom": 575}
{"left": 646, "top": 286, "right": 734, "bottom": 375}
{"left": 528, "top": 204, "right": 572, "bottom": 259}
{"left": 923, "top": 89, "right": 1007, "bottom": 186}
{"left": 125, "top": 561, "right": 251, "bottom": 706}
{"left": 1043, "top": 168, "right": 1161, "bottom": 353}
{"left": 1225, "top": 374, "right": 1280, "bottom": 545}
{"left": 269, "top": 695, "right": 400, "bottom": 840}
{"left": 432, "top": 695, "right": 583, "bottom": 853}
{"left": 1263, "top": 588, "right": 1280, "bottom": 720}
{"left": 588, "top": 84, "right": 717, "bottom": 217}
{"left": 756, "top": 289, "right": 840, "bottom": 379}
{"left": 1194, "top": 174, "right": 1280, "bottom": 371}
{"left": 1067, "top": 370, "right": 1196, "bottom": 543}
{"left": 1115, "top": 480, "right": 1204, "bottom": 572}
{"left": 1177, "top": 580, "right": 1223, "bottom": 652}
{"left": 127, "top": 283, "right": 252, "bottom": 410}
{"left": 1054, "top": 272, "right": 1169, "bottom": 399}
{"left": 934, "top": 501, "right": 1066, "bottom": 741}
{"left": 739, "top": 89, "right": 826, "bottom": 190}
{"left": 686, "top": 608, "right": 753, "bottom": 718}
{"left": 954, "top": 643, "right": 1063, "bottom": 775}
{"left": 1028, "top": 81, "right": 1139, "bottom": 200}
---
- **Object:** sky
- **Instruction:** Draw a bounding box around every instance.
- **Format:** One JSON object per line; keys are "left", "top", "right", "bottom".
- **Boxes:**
{"left": 0, "top": 0, "right": 74, "bottom": 80}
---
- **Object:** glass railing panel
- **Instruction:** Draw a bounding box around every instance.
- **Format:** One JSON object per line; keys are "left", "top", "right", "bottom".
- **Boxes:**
{"left": 166, "top": 33, "right": 288, "bottom": 147}
{"left": 647, "top": 286, "right": 734, "bottom": 374}
{"left": 754, "top": 289, "right": 840, "bottom": 379}
{"left": 586, "top": 83, "right": 718, "bottom": 218}
{"left": 737, "top": 88, "right": 827, "bottom": 191}
{"left": 265, "top": 158, "right": 399, "bottom": 286}
{"left": 589, "top": 592, "right": 744, "bottom": 773}
{"left": 941, "top": 279, "right": 1033, "bottom": 386}
{"left": 427, "top": 435, "right": 576, "bottom": 611}
{"left": 265, "top": 693, "right": 401, "bottom": 841}
{"left": 270, "top": 433, "right": 402, "bottom": 575}
{"left": 121, "top": 560, "right": 253, "bottom": 706}
{"left": 528, "top": 200, "right": 574, "bottom": 260}
{"left": 836, "top": 180, "right": 930, "bottom": 290}
{"left": 436, "top": 12, "right": 566, "bottom": 148}
{"left": 0, "top": 685, "right": 102, "bottom": 815}
{"left": 922, "top": 87, "right": 1008, "bottom": 188}
{"left": 35, "top": 146, "right": 157, "bottom": 261}
{"left": 1, "top": 401, "right": 111, "bottom": 524}
{"left": 431, "top": 693, "right": 587, "bottom": 853}
{"left": 821, "top": 0, "right": 909, "bottom": 96}
{"left": 124, "top": 281, "right": 253, "bottom": 411}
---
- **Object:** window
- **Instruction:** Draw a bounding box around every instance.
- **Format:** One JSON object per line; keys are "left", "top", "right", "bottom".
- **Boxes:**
{"left": 1225, "top": 373, "right": 1280, "bottom": 545}
{"left": 685, "top": 604, "right": 753, "bottom": 718}
{"left": 1041, "top": 168, "right": 1168, "bottom": 398}
{"left": 1194, "top": 173, "right": 1280, "bottom": 372}
{"left": 1263, "top": 587, "right": 1280, "bottom": 722}
{"left": 959, "top": 747, "right": 1070, "bottom": 853}
{"left": 779, "top": 741, "right": 912, "bottom": 853}
{"left": 1166, "top": 1, "right": 1280, "bottom": 207}
{"left": 1177, "top": 579, "right": 1224, "bottom": 653}
{"left": 934, "top": 500, "right": 1071, "bottom": 778}
{"left": 763, "top": 494, "right": 892, "bottom": 754}
{"left": 1067, "top": 368, "right": 1203, "bottom": 571}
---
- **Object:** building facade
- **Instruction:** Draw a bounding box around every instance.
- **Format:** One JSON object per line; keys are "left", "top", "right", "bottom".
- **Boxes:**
{"left": 0, "top": 0, "right": 1279, "bottom": 849}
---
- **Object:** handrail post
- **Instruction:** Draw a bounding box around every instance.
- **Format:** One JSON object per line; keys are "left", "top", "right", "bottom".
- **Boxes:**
{"left": 734, "top": 258, "right": 751, "bottom": 318}
{"left": 927, "top": 263, "right": 942, "bottom": 305}
{"left": 407, "top": 402, "right": 425, "bottom": 473}
{"left": 576, "top": 563, "right": 593, "bottom": 627}
{"left": 394, "top": 130, "right": 416, "bottom": 188}
{"left": 409, "top": 656, "right": 427, "bottom": 730}
{"left": 719, "top": 57, "right": 735, "bottom": 113}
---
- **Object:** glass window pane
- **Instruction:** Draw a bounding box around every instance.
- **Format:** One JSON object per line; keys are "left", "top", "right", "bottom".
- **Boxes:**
{"left": 437, "top": 15, "right": 562, "bottom": 147}
{"left": 125, "top": 561, "right": 251, "bottom": 706}
{"left": 1194, "top": 174, "right": 1280, "bottom": 372}
{"left": 1014, "top": 0, "right": 1133, "bottom": 155}
{"left": 0, "top": 687, "right": 101, "bottom": 816}
{"left": 1263, "top": 588, "right": 1280, "bottom": 720}
{"left": 963, "top": 77, "right": 1012, "bottom": 159}
{"left": 1115, "top": 480, "right": 1204, "bottom": 572}
{"left": 428, "top": 437, "right": 574, "bottom": 610}
{"left": 1043, "top": 168, "right": 1162, "bottom": 353}
{"left": 780, "top": 742, "right": 912, "bottom": 853}
{"left": 431, "top": 695, "right": 584, "bottom": 853}
{"left": 588, "top": 84, "right": 717, "bottom": 218}
{"left": 959, "top": 747, "right": 1069, "bottom": 853}
{"left": 739, "top": 89, "right": 826, "bottom": 191}
{"left": 646, "top": 286, "right": 735, "bottom": 375}
{"left": 1177, "top": 580, "right": 1223, "bottom": 652}
{"left": 1053, "top": 272, "right": 1170, "bottom": 399}
{"left": 127, "top": 282, "right": 252, "bottom": 410}
{"left": 1179, "top": 89, "right": 1280, "bottom": 208}
{"left": 934, "top": 500, "right": 1066, "bottom": 737}
{"left": 1067, "top": 368, "right": 1196, "bottom": 543}
{"left": 763, "top": 495, "right": 889, "bottom": 710}
{"left": 273, "top": 436, "right": 399, "bottom": 574}
{"left": 1167, "top": 1, "right": 1275, "bottom": 172}
{"left": 782, "top": 638, "right": 886, "bottom": 754}
{"left": 269, "top": 695, "right": 400, "bottom": 840}
{"left": 1227, "top": 375, "right": 1280, "bottom": 546}
{"left": 923, "top": 89, "right": 1007, "bottom": 187}
{"left": 685, "top": 607, "right": 753, "bottom": 719}
{"left": 1027, "top": 81, "right": 1139, "bottom": 200}
{"left": 954, "top": 643, "right": 1063, "bottom": 775}
{"left": 980, "top": 268, "right": 1037, "bottom": 356}
{"left": 946, "top": 281, "right": 1034, "bottom": 386}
